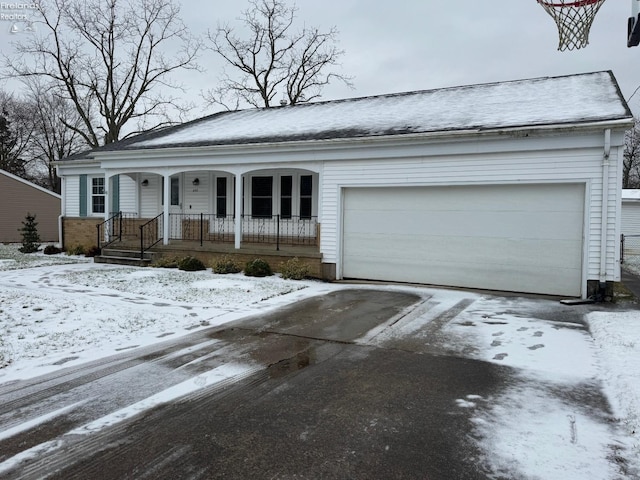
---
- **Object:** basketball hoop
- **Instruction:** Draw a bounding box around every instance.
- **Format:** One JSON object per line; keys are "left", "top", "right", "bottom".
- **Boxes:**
{"left": 537, "top": 0, "right": 606, "bottom": 51}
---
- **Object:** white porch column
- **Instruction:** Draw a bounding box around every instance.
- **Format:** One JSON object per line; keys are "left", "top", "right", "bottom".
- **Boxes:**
{"left": 234, "top": 173, "right": 242, "bottom": 249}
{"left": 104, "top": 172, "right": 112, "bottom": 222}
{"left": 163, "top": 174, "right": 170, "bottom": 245}
{"left": 103, "top": 172, "right": 113, "bottom": 244}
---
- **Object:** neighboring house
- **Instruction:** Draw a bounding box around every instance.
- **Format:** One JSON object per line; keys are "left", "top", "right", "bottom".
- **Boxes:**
{"left": 622, "top": 189, "right": 640, "bottom": 256}
{"left": 0, "top": 169, "right": 61, "bottom": 243}
{"left": 56, "top": 71, "right": 633, "bottom": 298}
{"left": 622, "top": 189, "right": 640, "bottom": 234}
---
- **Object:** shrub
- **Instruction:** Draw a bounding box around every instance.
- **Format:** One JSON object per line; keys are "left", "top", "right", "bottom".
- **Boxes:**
{"left": 178, "top": 256, "right": 206, "bottom": 272}
{"left": 85, "top": 246, "right": 101, "bottom": 257}
{"left": 43, "top": 245, "right": 63, "bottom": 255}
{"left": 65, "top": 245, "right": 86, "bottom": 256}
{"left": 151, "top": 256, "right": 181, "bottom": 268}
{"left": 244, "top": 258, "right": 272, "bottom": 277}
{"left": 280, "top": 257, "right": 310, "bottom": 280}
{"left": 212, "top": 255, "right": 242, "bottom": 274}
{"left": 18, "top": 213, "right": 41, "bottom": 253}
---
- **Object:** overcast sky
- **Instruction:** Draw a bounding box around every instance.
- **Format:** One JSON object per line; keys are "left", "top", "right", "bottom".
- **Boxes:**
{"left": 178, "top": 0, "right": 640, "bottom": 114}
{"left": 0, "top": 0, "right": 638, "bottom": 116}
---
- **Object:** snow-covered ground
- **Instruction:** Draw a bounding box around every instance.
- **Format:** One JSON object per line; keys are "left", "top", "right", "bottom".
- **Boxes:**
{"left": 1, "top": 243, "right": 639, "bottom": 479}
{"left": 0, "top": 244, "right": 332, "bottom": 380}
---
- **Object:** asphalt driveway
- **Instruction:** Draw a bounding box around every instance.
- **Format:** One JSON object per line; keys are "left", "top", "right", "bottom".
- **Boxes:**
{"left": 0, "top": 288, "right": 631, "bottom": 479}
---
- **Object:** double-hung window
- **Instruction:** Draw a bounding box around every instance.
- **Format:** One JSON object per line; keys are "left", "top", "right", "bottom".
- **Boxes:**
{"left": 300, "top": 175, "right": 312, "bottom": 219}
{"left": 280, "top": 176, "right": 292, "bottom": 219}
{"left": 216, "top": 177, "right": 227, "bottom": 218}
{"left": 91, "top": 177, "right": 105, "bottom": 214}
{"left": 251, "top": 176, "right": 273, "bottom": 218}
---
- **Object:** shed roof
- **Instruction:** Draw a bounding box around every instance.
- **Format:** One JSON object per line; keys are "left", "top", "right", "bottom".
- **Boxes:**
{"left": 0, "top": 170, "right": 61, "bottom": 199}
{"left": 66, "top": 70, "right": 632, "bottom": 158}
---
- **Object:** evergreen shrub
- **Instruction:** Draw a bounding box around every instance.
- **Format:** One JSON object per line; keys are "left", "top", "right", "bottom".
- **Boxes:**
{"left": 178, "top": 256, "right": 206, "bottom": 271}
{"left": 244, "top": 258, "right": 272, "bottom": 277}
{"left": 280, "top": 257, "right": 310, "bottom": 280}
{"left": 212, "top": 255, "right": 242, "bottom": 274}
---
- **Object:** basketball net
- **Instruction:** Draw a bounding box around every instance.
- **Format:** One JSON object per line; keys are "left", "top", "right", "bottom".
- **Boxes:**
{"left": 537, "top": 0, "right": 606, "bottom": 51}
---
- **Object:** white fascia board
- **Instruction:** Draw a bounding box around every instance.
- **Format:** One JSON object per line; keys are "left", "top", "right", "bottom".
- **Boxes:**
{"left": 53, "top": 158, "right": 98, "bottom": 167}
{"left": 56, "top": 162, "right": 103, "bottom": 176}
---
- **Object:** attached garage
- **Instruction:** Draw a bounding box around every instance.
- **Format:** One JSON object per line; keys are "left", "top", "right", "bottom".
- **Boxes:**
{"left": 342, "top": 184, "right": 585, "bottom": 297}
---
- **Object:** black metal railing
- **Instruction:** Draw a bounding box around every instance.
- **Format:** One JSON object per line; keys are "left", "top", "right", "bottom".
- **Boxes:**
{"left": 242, "top": 215, "right": 318, "bottom": 250}
{"left": 169, "top": 213, "right": 235, "bottom": 244}
{"left": 139, "top": 213, "right": 163, "bottom": 259}
{"left": 621, "top": 233, "right": 640, "bottom": 264}
{"left": 117, "top": 212, "right": 142, "bottom": 237}
{"left": 96, "top": 211, "right": 123, "bottom": 249}
{"left": 167, "top": 213, "right": 318, "bottom": 249}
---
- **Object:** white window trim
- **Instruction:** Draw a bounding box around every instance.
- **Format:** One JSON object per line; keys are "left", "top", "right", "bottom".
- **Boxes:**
{"left": 89, "top": 175, "right": 106, "bottom": 216}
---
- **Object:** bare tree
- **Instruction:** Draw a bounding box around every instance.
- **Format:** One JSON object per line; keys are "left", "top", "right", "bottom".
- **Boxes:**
{"left": 624, "top": 117, "right": 640, "bottom": 189}
{"left": 25, "top": 81, "right": 84, "bottom": 192}
{"left": 4, "top": 0, "right": 200, "bottom": 147}
{"left": 205, "top": 0, "right": 352, "bottom": 109}
{"left": 0, "top": 91, "right": 34, "bottom": 177}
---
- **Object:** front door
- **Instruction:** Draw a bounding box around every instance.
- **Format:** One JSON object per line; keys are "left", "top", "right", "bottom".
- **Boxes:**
{"left": 169, "top": 175, "right": 182, "bottom": 238}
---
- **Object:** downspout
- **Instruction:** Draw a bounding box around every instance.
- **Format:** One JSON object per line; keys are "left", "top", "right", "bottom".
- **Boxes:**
{"left": 58, "top": 175, "right": 65, "bottom": 248}
{"left": 599, "top": 129, "right": 611, "bottom": 293}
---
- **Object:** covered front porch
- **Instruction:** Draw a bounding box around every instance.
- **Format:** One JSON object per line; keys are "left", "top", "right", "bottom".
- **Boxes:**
{"left": 97, "top": 167, "right": 320, "bottom": 255}
{"left": 98, "top": 210, "right": 319, "bottom": 252}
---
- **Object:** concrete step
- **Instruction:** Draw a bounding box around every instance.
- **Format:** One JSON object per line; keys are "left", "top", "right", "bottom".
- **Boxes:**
{"left": 94, "top": 255, "right": 152, "bottom": 267}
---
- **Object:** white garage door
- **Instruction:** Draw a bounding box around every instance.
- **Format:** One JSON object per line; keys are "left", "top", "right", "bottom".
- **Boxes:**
{"left": 342, "top": 184, "right": 584, "bottom": 296}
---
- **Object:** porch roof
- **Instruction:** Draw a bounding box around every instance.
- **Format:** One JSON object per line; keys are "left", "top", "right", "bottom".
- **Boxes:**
{"left": 62, "top": 71, "right": 631, "bottom": 160}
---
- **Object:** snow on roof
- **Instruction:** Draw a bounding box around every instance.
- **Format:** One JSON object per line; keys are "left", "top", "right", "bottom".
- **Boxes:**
{"left": 121, "top": 71, "right": 630, "bottom": 150}
{"left": 622, "top": 189, "right": 640, "bottom": 200}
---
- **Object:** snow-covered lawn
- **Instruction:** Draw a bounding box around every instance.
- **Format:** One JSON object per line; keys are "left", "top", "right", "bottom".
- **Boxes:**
{"left": 1, "top": 243, "right": 639, "bottom": 478}
{"left": 0, "top": 243, "right": 330, "bottom": 379}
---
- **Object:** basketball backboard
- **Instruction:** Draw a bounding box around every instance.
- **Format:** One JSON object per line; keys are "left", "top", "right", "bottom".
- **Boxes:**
{"left": 629, "top": 0, "right": 640, "bottom": 46}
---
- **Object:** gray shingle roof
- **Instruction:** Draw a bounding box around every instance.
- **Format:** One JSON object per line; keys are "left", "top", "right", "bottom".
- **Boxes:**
{"left": 62, "top": 71, "right": 632, "bottom": 159}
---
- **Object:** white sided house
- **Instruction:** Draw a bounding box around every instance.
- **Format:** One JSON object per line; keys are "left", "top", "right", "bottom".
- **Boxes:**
{"left": 56, "top": 71, "right": 632, "bottom": 298}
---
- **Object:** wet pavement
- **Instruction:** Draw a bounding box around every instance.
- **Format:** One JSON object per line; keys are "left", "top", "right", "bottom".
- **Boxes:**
{"left": 0, "top": 288, "right": 633, "bottom": 479}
